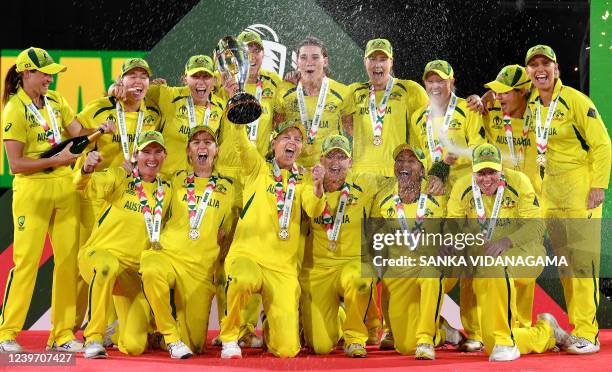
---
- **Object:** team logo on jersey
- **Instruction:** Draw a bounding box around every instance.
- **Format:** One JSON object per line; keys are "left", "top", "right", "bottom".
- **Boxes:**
{"left": 389, "top": 92, "right": 402, "bottom": 101}
{"left": 386, "top": 206, "right": 395, "bottom": 218}
{"left": 324, "top": 102, "right": 338, "bottom": 113}
{"left": 4, "top": 123, "right": 12, "bottom": 132}
{"left": 552, "top": 109, "right": 564, "bottom": 121}
{"left": 178, "top": 105, "right": 188, "bottom": 118}
{"left": 501, "top": 196, "right": 516, "bottom": 208}
{"left": 347, "top": 193, "right": 358, "bottom": 205}
{"left": 26, "top": 111, "right": 37, "bottom": 125}
{"left": 215, "top": 183, "right": 227, "bottom": 194}
{"left": 424, "top": 208, "right": 434, "bottom": 217}
{"left": 106, "top": 113, "right": 117, "bottom": 122}
{"left": 144, "top": 114, "right": 155, "bottom": 125}
{"left": 244, "top": 24, "right": 296, "bottom": 77}
{"left": 210, "top": 111, "right": 220, "bottom": 120}
{"left": 17, "top": 216, "right": 25, "bottom": 231}
{"left": 492, "top": 116, "right": 503, "bottom": 129}
{"left": 262, "top": 87, "right": 274, "bottom": 98}
{"left": 448, "top": 119, "right": 461, "bottom": 129}
{"left": 357, "top": 93, "right": 367, "bottom": 105}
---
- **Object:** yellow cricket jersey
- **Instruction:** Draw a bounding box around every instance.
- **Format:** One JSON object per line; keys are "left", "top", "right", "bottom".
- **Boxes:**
{"left": 275, "top": 78, "right": 350, "bottom": 168}
{"left": 304, "top": 172, "right": 386, "bottom": 268}
{"left": 75, "top": 166, "right": 172, "bottom": 269}
{"left": 217, "top": 70, "right": 283, "bottom": 157}
{"left": 151, "top": 169, "right": 239, "bottom": 281}
{"left": 347, "top": 79, "right": 428, "bottom": 176}
{"left": 146, "top": 84, "right": 226, "bottom": 177}
{"left": 224, "top": 123, "right": 326, "bottom": 276}
{"left": 411, "top": 97, "right": 486, "bottom": 184}
{"left": 76, "top": 96, "right": 160, "bottom": 170}
{"left": 484, "top": 104, "right": 541, "bottom": 196}
{"left": 527, "top": 79, "right": 611, "bottom": 189}
{"left": 2, "top": 87, "right": 75, "bottom": 178}
{"left": 447, "top": 168, "right": 543, "bottom": 248}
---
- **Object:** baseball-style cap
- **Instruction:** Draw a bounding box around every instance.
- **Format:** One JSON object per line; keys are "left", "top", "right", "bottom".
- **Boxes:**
{"left": 525, "top": 44, "right": 557, "bottom": 65}
{"left": 393, "top": 144, "right": 427, "bottom": 166}
{"left": 237, "top": 31, "right": 264, "bottom": 49}
{"left": 184, "top": 55, "right": 215, "bottom": 76}
{"left": 422, "top": 60, "right": 454, "bottom": 80}
{"left": 484, "top": 65, "right": 531, "bottom": 93}
{"left": 472, "top": 144, "right": 502, "bottom": 172}
{"left": 322, "top": 135, "right": 351, "bottom": 158}
{"left": 365, "top": 38, "right": 393, "bottom": 59}
{"left": 16, "top": 47, "right": 66, "bottom": 74}
{"left": 272, "top": 120, "right": 307, "bottom": 140}
{"left": 137, "top": 131, "right": 166, "bottom": 151}
{"left": 188, "top": 125, "right": 218, "bottom": 142}
{"left": 121, "top": 58, "right": 152, "bottom": 77}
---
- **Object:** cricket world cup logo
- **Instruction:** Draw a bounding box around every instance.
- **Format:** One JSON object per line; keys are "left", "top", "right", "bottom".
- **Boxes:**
{"left": 244, "top": 24, "right": 296, "bottom": 77}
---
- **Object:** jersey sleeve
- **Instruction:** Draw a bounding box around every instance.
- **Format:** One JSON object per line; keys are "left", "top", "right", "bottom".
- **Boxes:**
{"left": 225, "top": 118, "right": 263, "bottom": 178}
{"left": 572, "top": 94, "right": 611, "bottom": 189}
{"left": 446, "top": 178, "right": 469, "bottom": 218}
{"left": 76, "top": 99, "right": 102, "bottom": 129}
{"left": 58, "top": 94, "right": 75, "bottom": 129}
{"left": 465, "top": 110, "right": 487, "bottom": 148}
{"left": 405, "top": 81, "right": 428, "bottom": 113}
{"left": 300, "top": 184, "right": 326, "bottom": 218}
{"left": 2, "top": 104, "right": 27, "bottom": 143}
{"left": 74, "top": 166, "right": 127, "bottom": 202}
{"left": 146, "top": 83, "right": 163, "bottom": 106}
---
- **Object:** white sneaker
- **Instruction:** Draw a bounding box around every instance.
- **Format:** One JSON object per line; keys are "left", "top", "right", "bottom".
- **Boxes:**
{"left": 83, "top": 341, "right": 107, "bottom": 359}
{"left": 46, "top": 339, "right": 83, "bottom": 352}
{"left": 489, "top": 344, "right": 520, "bottom": 362}
{"left": 415, "top": 343, "right": 435, "bottom": 360}
{"left": 537, "top": 313, "right": 570, "bottom": 348}
{"left": 344, "top": 343, "right": 367, "bottom": 358}
{"left": 221, "top": 341, "right": 242, "bottom": 359}
{"left": 460, "top": 338, "right": 483, "bottom": 352}
{"left": 441, "top": 318, "right": 466, "bottom": 346}
{"left": 238, "top": 333, "right": 263, "bottom": 348}
{"left": 566, "top": 336, "right": 600, "bottom": 354}
{"left": 0, "top": 340, "right": 23, "bottom": 353}
{"left": 168, "top": 339, "right": 193, "bottom": 359}
{"left": 104, "top": 320, "right": 118, "bottom": 348}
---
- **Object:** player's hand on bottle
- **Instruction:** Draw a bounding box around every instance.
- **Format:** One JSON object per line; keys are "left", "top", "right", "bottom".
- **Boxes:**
{"left": 82, "top": 150, "right": 103, "bottom": 173}
{"left": 98, "top": 120, "right": 116, "bottom": 134}
{"left": 284, "top": 70, "right": 301, "bottom": 85}
{"left": 312, "top": 163, "right": 325, "bottom": 198}
{"left": 427, "top": 175, "right": 445, "bottom": 196}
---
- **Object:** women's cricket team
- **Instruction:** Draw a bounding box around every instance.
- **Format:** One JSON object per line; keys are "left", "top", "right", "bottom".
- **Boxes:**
{"left": 1, "top": 30, "right": 609, "bottom": 363}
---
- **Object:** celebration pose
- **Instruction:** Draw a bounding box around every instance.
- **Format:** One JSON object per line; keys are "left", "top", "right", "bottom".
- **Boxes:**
{"left": 525, "top": 45, "right": 610, "bottom": 354}
{"left": 219, "top": 120, "right": 325, "bottom": 359}
{"left": 76, "top": 131, "right": 171, "bottom": 358}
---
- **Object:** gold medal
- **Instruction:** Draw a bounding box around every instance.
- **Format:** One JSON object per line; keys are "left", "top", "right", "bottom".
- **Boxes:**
{"left": 536, "top": 154, "right": 546, "bottom": 167}
{"left": 373, "top": 135, "right": 382, "bottom": 146}
{"left": 189, "top": 229, "right": 200, "bottom": 240}
{"left": 278, "top": 229, "right": 289, "bottom": 240}
{"left": 328, "top": 241, "right": 337, "bottom": 252}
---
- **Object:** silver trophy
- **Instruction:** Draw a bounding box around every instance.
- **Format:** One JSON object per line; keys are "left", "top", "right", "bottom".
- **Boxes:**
{"left": 214, "top": 36, "right": 262, "bottom": 124}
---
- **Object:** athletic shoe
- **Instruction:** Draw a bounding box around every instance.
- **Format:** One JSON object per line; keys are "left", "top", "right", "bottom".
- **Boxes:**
{"left": 168, "top": 339, "right": 193, "bottom": 359}
{"left": 366, "top": 327, "right": 380, "bottom": 346}
{"left": 415, "top": 343, "right": 435, "bottom": 360}
{"left": 211, "top": 335, "right": 222, "bottom": 346}
{"left": 344, "top": 343, "right": 367, "bottom": 358}
{"left": 83, "top": 341, "right": 107, "bottom": 359}
{"left": 459, "top": 339, "right": 483, "bottom": 352}
{"left": 537, "top": 313, "right": 570, "bottom": 348}
{"left": 489, "top": 344, "right": 520, "bottom": 361}
{"left": 238, "top": 333, "right": 263, "bottom": 348}
{"left": 46, "top": 339, "right": 83, "bottom": 352}
{"left": 0, "top": 340, "right": 22, "bottom": 353}
{"left": 104, "top": 320, "right": 118, "bottom": 348}
{"left": 221, "top": 341, "right": 242, "bottom": 359}
{"left": 566, "top": 336, "right": 600, "bottom": 355}
{"left": 379, "top": 331, "right": 395, "bottom": 350}
{"left": 441, "top": 318, "right": 466, "bottom": 346}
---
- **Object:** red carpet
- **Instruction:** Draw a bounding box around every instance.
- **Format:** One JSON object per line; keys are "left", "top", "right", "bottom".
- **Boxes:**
{"left": 6, "top": 330, "right": 611, "bottom": 371}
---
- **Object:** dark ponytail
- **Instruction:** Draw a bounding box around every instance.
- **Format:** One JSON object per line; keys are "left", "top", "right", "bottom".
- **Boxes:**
{"left": 2, "top": 65, "right": 21, "bottom": 106}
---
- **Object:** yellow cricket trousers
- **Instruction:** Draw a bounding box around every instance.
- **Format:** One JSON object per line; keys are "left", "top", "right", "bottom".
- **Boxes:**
{"left": 140, "top": 251, "right": 215, "bottom": 353}
{"left": 220, "top": 256, "right": 300, "bottom": 357}
{"left": 542, "top": 166, "right": 601, "bottom": 344}
{"left": 300, "top": 261, "right": 374, "bottom": 353}
{"left": 79, "top": 249, "right": 150, "bottom": 355}
{"left": 384, "top": 276, "right": 445, "bottom": 354}
{"left": 0, "top": 175, "right": 79, "bottom": 347}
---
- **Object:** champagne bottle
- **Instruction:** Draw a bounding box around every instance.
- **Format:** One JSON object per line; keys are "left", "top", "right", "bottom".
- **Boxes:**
{"left": 40, "top": 128, "right": 105, "bottom": 158}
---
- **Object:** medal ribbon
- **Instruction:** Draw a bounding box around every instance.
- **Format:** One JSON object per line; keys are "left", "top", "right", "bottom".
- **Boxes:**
{"left": 535, "top": 93, "right": 560, "bottom": 159}
{"left": 425, "top": 92, "right": 458, "bottom": 162}
{"left": 471, "top": 174, "right": 505, "bottom": 241}
{"left": 132, "top": 167, "right": 165, "bottom": 243}
{"left": 395, "top": 192, "right": 428, "bottom": 232}
{"left": 116, "top": 102, "right": 145, "bottom": 162}
{"left": 186, "top": 96, "right": 211, "bottom": 130}
{"left": 321, "top": 183, "right": 350, "bottom": 242}
{"left": 368, "top": 77, "right": 394, "bottom": 139}
{"left": 297, "top": 77, "right": 329, "bottom": 144}
{"left": 272, "top": 160, "right": 299, "bottom": 231}
{"left": 27, "top": 96, "right": 61, "bottom": 146}
{"left": 185, "top": 173, "right": 218, "bottom": 231}
{"left": 247, "top": 79, "right": 263, "bottom": 142}
{"left": 502, "top": 111, "right": 531, "bottom": 169}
